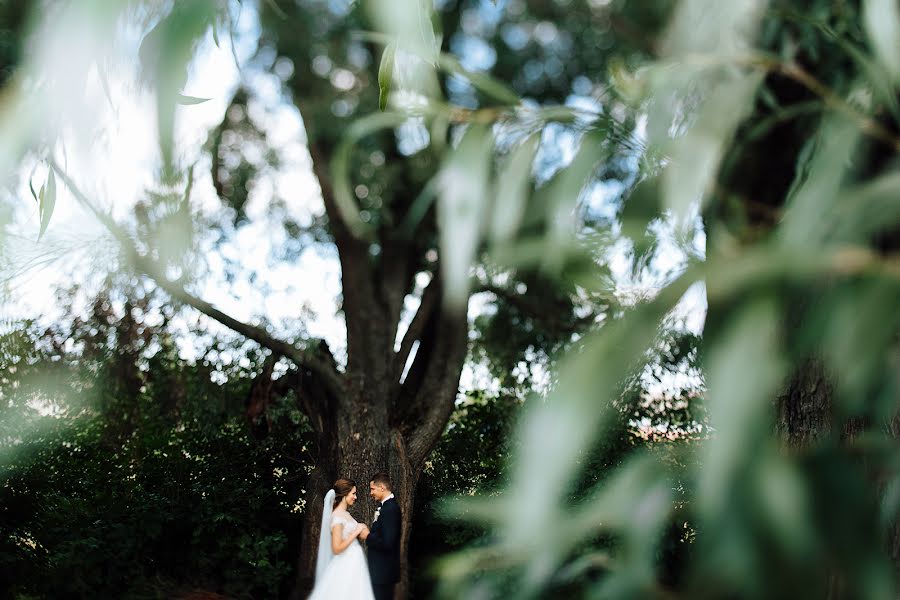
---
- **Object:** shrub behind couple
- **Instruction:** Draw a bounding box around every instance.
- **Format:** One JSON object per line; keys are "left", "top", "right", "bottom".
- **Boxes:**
{"left": 309, "top": 472, "right": 401, "bottom": 600}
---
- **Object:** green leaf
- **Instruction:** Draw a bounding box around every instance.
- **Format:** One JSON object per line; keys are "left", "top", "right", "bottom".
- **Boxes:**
{"left": 139, "top": 0, "right": 217, "bottom": 173}
{"left": 378, "top": 42, "right": 396, "bottom": 111}
{"left": 366, "top": 0, "right": 438, "bottom": 65}
{"left": 437, "top": 124, "right": 494, "bottom": 310}
{"left": 264, "top": 0, "right": 288, "bottom": 19}
{"left": 28, "top": 164, "right": 39, "bottom": 203}
{"left": 398, "top": 177, "right": 438, "bottom": 238}
{"left": 699, "top": 298, "right": 786, "bottom": 515}
{"left": 537, "top": 130, "right": 605, "bottom": 272}
{"left": 662, "top": 72, "right": 762, "bottom": 221}
{"left": 415, "top": 0, "right": 439, "bottom": 65}
{"left": 754, "top": 452, "right": 814, "bottom": 558}
{"left": 490, "top": 132, "right": 539, "bottom": 245}
{"left": 176, "top": 94, "right": 212, "bottom": 105}
{"left": 863, "top": 0, "right": 900, "bottom": 84}
{"left": 438, "top": 54, "right": 520, "bottom": 106}
{"left": 779, "top": 116, "right": 860, "bottom": 246}
{"left": 38, "top": 169, "right": 56, "bottom": 241}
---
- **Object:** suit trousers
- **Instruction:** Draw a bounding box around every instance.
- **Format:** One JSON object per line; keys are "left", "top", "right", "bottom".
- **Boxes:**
{"left": 372, "top": 583, "right": 394, "bottom": 600}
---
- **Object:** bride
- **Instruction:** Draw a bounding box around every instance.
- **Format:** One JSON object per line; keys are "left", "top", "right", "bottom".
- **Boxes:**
{"left": 309, "top": 478, "right": 375, "bottom": 599}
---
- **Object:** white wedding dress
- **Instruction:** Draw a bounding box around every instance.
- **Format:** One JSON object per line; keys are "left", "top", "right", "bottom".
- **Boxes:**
{"left": 309, "top": 495, "right": 375, "bottom": 600}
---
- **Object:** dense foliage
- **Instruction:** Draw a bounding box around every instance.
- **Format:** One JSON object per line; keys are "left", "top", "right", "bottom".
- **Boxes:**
{"left": 2, "top": 0, "right": 900, "bottom": 599}
{"left": 0, "top": 294, "right": 310, "bottom": 599}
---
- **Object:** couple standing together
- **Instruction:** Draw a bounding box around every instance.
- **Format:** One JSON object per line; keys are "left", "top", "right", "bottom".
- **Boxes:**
{"left": 309, "top": 472, "right": 401, "bottom": 600}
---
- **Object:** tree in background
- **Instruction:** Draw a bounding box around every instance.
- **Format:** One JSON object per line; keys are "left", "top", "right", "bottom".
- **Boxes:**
{"left": 2, "top": 2, "right": 630, "bottom": 597}
{"left": 5, "top": 0, "right": 899, "bottom": 599}
{"left": 0, "top": 282, "right": 312, "bottom": 598}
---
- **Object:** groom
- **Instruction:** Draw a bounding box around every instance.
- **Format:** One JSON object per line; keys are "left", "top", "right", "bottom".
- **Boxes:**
{"left": 359, "top": 472, "right": 401, "bottom": 600}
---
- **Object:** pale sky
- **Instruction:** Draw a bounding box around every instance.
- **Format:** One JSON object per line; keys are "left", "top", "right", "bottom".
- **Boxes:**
{"left": 3, "top": 5, "right": 349, "bottom": 357}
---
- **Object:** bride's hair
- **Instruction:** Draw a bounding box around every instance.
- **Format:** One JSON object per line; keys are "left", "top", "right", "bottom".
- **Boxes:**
{"left": 332, "top": 478, "right": 356, "bottom": 509}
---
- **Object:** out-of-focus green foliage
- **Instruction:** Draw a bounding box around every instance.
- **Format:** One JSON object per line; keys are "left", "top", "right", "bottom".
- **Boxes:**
{"left": 3, "top": 0, "right": 900, "bottom": 598}
{"left": 347, "top": 0, "right": 900, "bottom": 598}
{"left": 0, "top": 287, "right": 312, "bottom": 598}
{"left": 1, "top": 283, "right": 623, "bottom": 598}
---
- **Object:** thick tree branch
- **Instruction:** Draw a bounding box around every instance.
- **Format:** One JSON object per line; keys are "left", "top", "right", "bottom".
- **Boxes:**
{"left": 392, "top": 287, "right": 468, "bottom": 467}
{"left": 392, "top": 272, "right": 441, "bottom": 385}
{"left": 51, "top": 161, "right": 345, "bottom": 400}
{"left": 403, "top": 307, "right": 469, "bottom": 468}
{"left": 378, "top": 239, "right": 415, "bottom": 342}
{"left": 299, "top": 111, "right": 388, "bottom": 376}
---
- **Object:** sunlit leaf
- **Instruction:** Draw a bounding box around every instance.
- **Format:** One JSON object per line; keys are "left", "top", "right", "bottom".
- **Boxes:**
{"left": 366, "top": 0, "right": 439, "bottom": 64}
{"left": 37, "top": 168, "right": 56, "bottom": 241}
{"left": 436, "top": 124, "right": 493, "bottom": 310}
{"left": 779, "top": 116, "right": 860, "bottom": 247}
{"left": 176, "top": 94, "right": 212, "bottom": 105}
{"left": 378, "top": 42, "right": 396, "bottom": 111}
{"left": 663, "top": 0, "right": 767, "bottom": 58}
{"left": 457, "top": 272, "right": 696, "bottom": 596}
{"left": 139, "top": 0, "right": 217, "bottom": 173}
{"left": 490, "top": 132, "right": 539, "bottom": 245}
{"left": 863, "top": 0, "right": 900, "bottom": 83}
{"left": 662, "top": 72, "right": 763, "bottom": 222}
{"left": 438, "top": 54, "right": 520, "bottom": 106}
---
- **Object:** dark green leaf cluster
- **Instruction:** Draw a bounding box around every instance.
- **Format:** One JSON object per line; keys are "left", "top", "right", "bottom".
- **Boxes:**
{"left": 0, "top": 296, "right": 312, "bottom": 599}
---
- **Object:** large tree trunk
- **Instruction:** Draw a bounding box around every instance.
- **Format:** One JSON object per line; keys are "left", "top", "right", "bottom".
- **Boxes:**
{"left": 280, "top": 137, "right": 470, "bottom": 598}
{"left": 82, "top": 89, "right": 472, "bottom": 600}
{"left": 290, "top": 429, "right": 426, "bottom": 600}
{"left": 776, "top": 360, "right": 832, "bottom": 448}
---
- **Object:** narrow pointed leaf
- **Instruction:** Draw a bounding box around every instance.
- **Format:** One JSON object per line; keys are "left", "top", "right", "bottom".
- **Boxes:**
{"left": 864, "top": 0, "right": 900, "bottom": 83}
{"left": 378, "top": 42, "right": 396, "bottom": 111}
{"left": 28, "top": 164, "right": 39, "bottom": 203}
{"left": 264, "top": 0, "right": 288, "bottom": 19}
{"left": 438, "top": 54, "right": 520, "bottom": 106}
{"left": 176, "top": 94, "right": 212, "bottom": 105}
{"left": 490, "top": 132, "right": 539, "bottom": 244}
{"left": 38, "top": 169, "right": 56, "bottom": 240}
{"left": 437, "top": 124, "right": 494, "bottom": 310}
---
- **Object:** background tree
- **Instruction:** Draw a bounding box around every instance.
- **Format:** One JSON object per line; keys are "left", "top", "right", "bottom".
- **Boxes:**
{"left": 3, "top": 1, "right": 627, "bottom": 597}
{"left": 6, "top": 0, "right": 899, "bottom": 599}
{"left": 0, "top": 284, "right": 311, "bottom": 598}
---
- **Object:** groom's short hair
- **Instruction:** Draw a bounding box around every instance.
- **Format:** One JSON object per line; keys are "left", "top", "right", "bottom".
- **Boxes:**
{"left": 371, "top": 472, "right": 392, "bottom": 490}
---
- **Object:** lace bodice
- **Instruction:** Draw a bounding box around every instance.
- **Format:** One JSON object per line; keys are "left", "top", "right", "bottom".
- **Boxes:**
{"left": 311, "top": 508, "right": 374, "bottom": 600}
{"left": 331, "top": 511, "right": 360, "bottom": 541}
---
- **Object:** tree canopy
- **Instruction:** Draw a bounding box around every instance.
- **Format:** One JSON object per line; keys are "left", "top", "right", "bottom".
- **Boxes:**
{"left": 2, "top": 0, "right": 900, "bottom": 599}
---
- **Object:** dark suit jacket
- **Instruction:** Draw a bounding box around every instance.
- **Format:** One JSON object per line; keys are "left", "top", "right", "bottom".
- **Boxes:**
{"left": 366, "top": 497, "right": 401, "bottom": 585}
